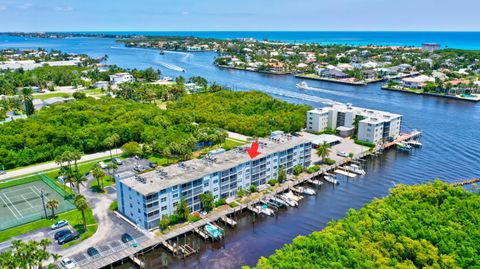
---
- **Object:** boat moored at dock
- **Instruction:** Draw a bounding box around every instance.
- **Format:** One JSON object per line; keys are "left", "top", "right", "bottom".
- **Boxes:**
{"left": 324, "top": 173, "right": 339, "bottom": 185}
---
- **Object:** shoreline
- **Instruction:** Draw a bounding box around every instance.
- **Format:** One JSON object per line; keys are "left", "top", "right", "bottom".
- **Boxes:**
{"left": 381, "top": 86, "right": 480, "bottom": 102}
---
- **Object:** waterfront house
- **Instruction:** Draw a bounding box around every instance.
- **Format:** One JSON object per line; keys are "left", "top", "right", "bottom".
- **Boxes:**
{"left": 401, "top": 75, "right": 434, "bottom": 89}
{"left": 109, "top": 72, "right": 134, "bottom": 85}
{"left": 321, "top": 69, "right": 348, "bottom": 79}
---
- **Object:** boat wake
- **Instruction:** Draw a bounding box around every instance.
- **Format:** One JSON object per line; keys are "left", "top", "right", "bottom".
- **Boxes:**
{"left": 154, "top": 60, "right": 185, "bottom": 72}
{"left": 261, "top": 87, "right": 342, "bottom": 106}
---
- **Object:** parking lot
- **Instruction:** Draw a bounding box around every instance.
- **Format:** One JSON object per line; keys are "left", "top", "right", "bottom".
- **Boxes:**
{"left": 105, "top": 157, "right": 153, "bottom": 175}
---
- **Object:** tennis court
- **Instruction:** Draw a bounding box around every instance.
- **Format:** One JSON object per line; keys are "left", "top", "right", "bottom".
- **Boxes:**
{"left": 0, "top": 175, "right": 76, "bottom": 231}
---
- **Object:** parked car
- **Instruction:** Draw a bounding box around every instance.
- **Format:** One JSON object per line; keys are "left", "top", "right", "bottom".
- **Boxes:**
{"left": 51, "top": 220, "right": 68, "bottom": 230}
{"left": 121, "top": 233, "right": 133, "bottom": 243}
{"left": 60, "top": 258, "right": 78, "bottom": 269}
{"left": 0, "top": 170, "right": 5, "bottom": 175}
{"left": 113, "top": 158, "right": 123, "bottom": 165}
{"left": 132, "top": 165, "right": 143, "bottom": 172}
{"left": 87, "top": 247, "right": 100, "bottom": 257}
{"left": 148, "top": 161, "right": 157, "bottom": 168}
{"left": 99, "top": 161, "right": 108, "bottom": 169}
{"left": 58, "top": 232, "right": 80, "bottom": 245}
{"left": 337, "top": 151, "right": 349, "bottom": 158}
{"left": 54, "top": 229, "right": 71, "bottom": 240}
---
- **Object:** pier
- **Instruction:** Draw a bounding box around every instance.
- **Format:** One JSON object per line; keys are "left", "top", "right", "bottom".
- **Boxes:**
{"left": 220, "top": 216, "right": 237, "bottom": 227}
{"left": 450, "top": 178, "right": 480, "bottom": 187}
{"left": 383, "top": 131, "right": 422, "bottom": 150}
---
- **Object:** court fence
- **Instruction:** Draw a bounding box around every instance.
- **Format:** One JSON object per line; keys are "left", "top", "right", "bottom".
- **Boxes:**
{"left": 0, "top": 174, "right": 77, "bottom": 231}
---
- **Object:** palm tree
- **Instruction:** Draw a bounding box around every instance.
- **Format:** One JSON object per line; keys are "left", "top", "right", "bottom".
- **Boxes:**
{"left": 72, "top": 172, "right": 87, "bottom": 193}
{"left": 21, "top": 87, "right": 34, "bottom": 115}
{"left": 74, "top": 195, "right": 89, "bottom": 232}
{"left": 46, "top": 199, "right": 59, "bottom": 218}
{"left": 92, "top": 164, "right": 106, "bottom": 192}
{"left": 70, "top": 150, "right": 83, "bottom": 173}
{"left": 316, "top": 142, "right": 331, "bottom": 163}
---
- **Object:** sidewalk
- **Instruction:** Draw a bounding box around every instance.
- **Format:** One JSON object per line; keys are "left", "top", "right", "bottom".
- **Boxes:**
{"left": 0, "top": 149, "right": 122, "bottom": 181}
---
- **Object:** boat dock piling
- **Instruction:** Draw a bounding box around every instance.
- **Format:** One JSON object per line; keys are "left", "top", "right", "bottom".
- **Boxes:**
{"left": 247, "top": 205, "right": 261, "bottom": 215}
{"left": 220, "top": 216, "right": 237, "bottom": 227}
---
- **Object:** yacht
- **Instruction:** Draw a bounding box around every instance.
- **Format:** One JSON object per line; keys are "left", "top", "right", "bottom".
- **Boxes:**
{"left": 303, "top": 187, "right": 316, "bottom": 195}
{"left": 405, "top": 140, "right": 423, "bottom": 147}
{"left": 324, "top": 173, "right": 339, "bottom": 185}
{"left": 296, "top": 81, "right": 309, "bottom": 90}
{"left": 396, "top": 142, "right": 412, "bottom": 152}
{"left": 344, "top": 164, "right": 366, "bottom": 175}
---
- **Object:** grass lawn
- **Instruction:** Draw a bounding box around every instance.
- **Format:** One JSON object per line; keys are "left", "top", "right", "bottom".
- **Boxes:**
{"left": 147, "top": 153, "right": 180, "bottom": 167}
{"left": 0, "top": 208, "right": 97, "bottom": 244}
{"left": 109, "top": 201, "right": 118, "bottom": 211}
{"left": 193, "top": 138, "right": 246, "bottom": 158}
{"left": 81, "top": 88, "right": 104, "bottom": 95}
{"left": 89, "top": 176, "right": 114, "bottom": 193}
{"left": 32, "top": 92, "right": 71, "bottom": 100}
{"left": 402, "top": 87, "right": 424, "bottom": 93}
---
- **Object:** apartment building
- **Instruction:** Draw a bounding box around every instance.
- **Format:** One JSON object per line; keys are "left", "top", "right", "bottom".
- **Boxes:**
{"left": 116, "top": 134, "right": 312, "bottom": 230}
{"left": 306, "top": 103, "right": 402, "bottom": 144}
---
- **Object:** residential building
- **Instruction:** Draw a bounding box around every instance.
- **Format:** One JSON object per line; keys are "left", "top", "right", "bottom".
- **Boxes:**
{"left": 306, "top": 103, "right": 402, "bottom": 144}
{"left": 116, "top": 134, "right": 312, "bottom": 230}
{"left": 401, "top": 75, "right": 435, "bottom": 89}
{"left": 422, "top": 43, "right": 441, "bottom": 52}
{"left": 109, "top": 73, "right": 134, "bottom": 85}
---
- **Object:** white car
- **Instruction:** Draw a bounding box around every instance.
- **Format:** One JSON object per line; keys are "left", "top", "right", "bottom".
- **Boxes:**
{"left": 60, "top": 258, "right": 78, "bottom": 269}
{"left": 51, "top": 220, "right": 68, "bottom": 230}
{"left": 337, "top": 151, "right": 349, "bottom": 158}
{"left": 99, "top": 161, "right": 108, "bottom": 169}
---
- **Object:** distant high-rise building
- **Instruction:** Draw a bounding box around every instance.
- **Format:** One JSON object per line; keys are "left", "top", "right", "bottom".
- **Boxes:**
{"left": 421, "top": 43, "right": 441, "bottom": 52}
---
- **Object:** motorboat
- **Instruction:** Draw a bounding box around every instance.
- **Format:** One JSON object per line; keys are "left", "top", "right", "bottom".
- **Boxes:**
{"left": 284, "top": 190, "right": 302, "bottom": 202}
{"left": 204, "top": 224, "right": 223, "bottom": 240}
{"left": 405, "top": 140, "right": 422, "bottom": 147}
{"left": 303, "top": 187, "right": 316, "bottom": 195}
{"left": 296, "top": 81, "right": 309, "bottom": 90}
{"left": 324, "top": 173, "right": 339, "bottom": 185}
{"left": 344, "top": 164, "right": 366, "bottom": 175}
{"left": 269, "top": 196, "right": 289, "bottom": 207}
{"left": 280, "top": 194, "right": 298, "bottom": 207}
{"left": 256, "top": 204, "right": 275, "bottom": 216}
{"left": 396, "top": 142, "right": 412, "bottom": 152}
{"left": 309, "top": 179, "right": 324, "bottom": 186}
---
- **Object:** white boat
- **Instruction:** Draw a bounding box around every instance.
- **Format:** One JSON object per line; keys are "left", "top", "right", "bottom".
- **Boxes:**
{"left": 344, "top": 164, "right": 366, "bottom": 175}
{"left": 256, "top": 204, "right": 275, "bottom": 216}
{"left": 268, "top": 196, "right": 288, "bottom": 207}
{"left": 280, "top": 194, "right": 298, "bottom": 207}
{"left": 308, "top": 179, "right": 324, "bottom": 186}
{"left": 296, "top": 81, "right": 309, "bottom": 90}
{"left": 285, "top": 190, "right": 302, "bottom": 202}
{"left": 303, "top": 187, "right": 316, "bottom": 195}
{"left": 324, "top": 173, "right": 339, "bottom": 185}
{"left": 405, "top": 140, "right": 422, "bottom": 147}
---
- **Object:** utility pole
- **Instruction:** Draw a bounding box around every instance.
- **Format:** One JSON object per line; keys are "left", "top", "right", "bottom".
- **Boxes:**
{"left": 40, "top": 189, "right": 48, "bottom": 219}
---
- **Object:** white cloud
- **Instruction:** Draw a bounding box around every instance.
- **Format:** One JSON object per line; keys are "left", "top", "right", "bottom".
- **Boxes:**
{"left": 181, "top": 11, "right": 189, "bottom": 16}
{"left": 53, "top": 6, "right": 74, "bottom": 12}
{"left": 17, "top": 2, "right": 32, "bottom": 9}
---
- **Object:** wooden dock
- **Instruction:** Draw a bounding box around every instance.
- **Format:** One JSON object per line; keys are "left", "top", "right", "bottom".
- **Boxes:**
{"left": 383, "top": 131, "right": 422, "bottom": 150}
{"left": 220, "top": 216, "right": 237, "bottom": 227}
{"left": 450, "top": 178, "right": 480, "bottom": 187}
{"left": 194, "top": 228, "right": 209, "bottom": 240}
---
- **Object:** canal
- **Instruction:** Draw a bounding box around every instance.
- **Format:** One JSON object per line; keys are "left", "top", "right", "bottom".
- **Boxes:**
{"left": 1, "top": 35, "right": 479, "bottom": 268}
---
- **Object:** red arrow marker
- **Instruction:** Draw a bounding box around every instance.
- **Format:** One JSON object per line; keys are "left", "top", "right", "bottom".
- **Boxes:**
{"left": 247, "top": 141, "right": 261, "bottom": 159}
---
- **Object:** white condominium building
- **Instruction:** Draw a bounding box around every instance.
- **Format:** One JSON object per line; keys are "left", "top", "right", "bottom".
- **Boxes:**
{"left": 306, "top": 103, "right": 402, "bottom": 144}
{"left": 116, "top": 133, "right": 312, "bottom": 230}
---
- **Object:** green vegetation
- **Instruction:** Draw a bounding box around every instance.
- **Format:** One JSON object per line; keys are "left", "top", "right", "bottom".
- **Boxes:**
{"left": 277, "top": 169, "right": 286, "bottom": 183}
{"left": 229, "top": 201, "right": 240, "bottom": 208}
{"left": 0, "top": 175, "right": 41, "bottom": 189}
{"left": 268, "top": 179, "right": 278, "bottom": 186}
{"left": 354, "top": 139, "right": 376, "bottom": 148}
{"left": 214, "top": 198, "right": 227, "bottom": 207}
{"left": 323, "top": 158, "right": 336, "bottom": 165}
{"left": 168, "top": 90, "right": 310, "bottom": 137}
{"left": 306, "top": 165, "right": 321, "bottom": 174}
{"left": 0, "top": 206, "right": 96, "bottom": 243}
{"left": 316, "top": 142, "right": 331, "bottom": 162}
{"left": 247, "top": 181, "right": 480, "bottom": 269}
{"left": 109, "top": 201, "right": 118, "bottom": 211}
{"left": 292, "top": 165, "right": 303, "bottom": 176}
{"left": 199, "top": 192, "right": 214, "bottom": 212}
{"left": 33, "top": 92, "right": 71, "bottom": 100}
{"left": 0, "top": 239, "right": 61, "bottom": 269}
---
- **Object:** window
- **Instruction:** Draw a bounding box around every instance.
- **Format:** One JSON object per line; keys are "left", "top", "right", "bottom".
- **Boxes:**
{"left": 160, "top": 197, "right": 167, "bottom": 202}
{"left": 161, "top": 206, "right": 167, "bottom": 211}
{"left": 172, "top": 193, "right": 178, "bottom": 198}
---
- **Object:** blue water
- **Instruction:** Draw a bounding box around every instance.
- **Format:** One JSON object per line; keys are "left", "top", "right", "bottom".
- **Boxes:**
{"left": 1, "top": 34, "right": 479, "bottom": 269}
{"left": 4, "top": 31, "right": 480, "bottom": 49}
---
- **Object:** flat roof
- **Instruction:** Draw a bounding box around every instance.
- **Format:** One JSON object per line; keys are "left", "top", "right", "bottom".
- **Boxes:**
{"left": 309, "top": 103, "right": 402, "bottom": 120}
{"left": 120, "top": 135, "right": 310, "bottom": 196}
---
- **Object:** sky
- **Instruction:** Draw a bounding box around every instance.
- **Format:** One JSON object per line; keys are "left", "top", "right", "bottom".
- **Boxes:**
{"left": 0, "top": 0, "right": 479, "bottom": 32}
